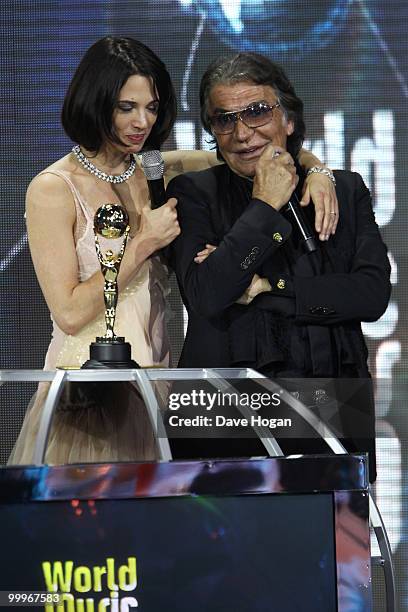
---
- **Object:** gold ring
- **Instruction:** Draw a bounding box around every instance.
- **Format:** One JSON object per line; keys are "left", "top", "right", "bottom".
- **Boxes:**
{"left": 330, "top": 211, "right": 337, "bottom": 215}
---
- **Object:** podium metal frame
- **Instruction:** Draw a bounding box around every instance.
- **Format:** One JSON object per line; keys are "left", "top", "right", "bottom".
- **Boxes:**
{"left": 0, "top": 367, "right": 396, "bottom": 611}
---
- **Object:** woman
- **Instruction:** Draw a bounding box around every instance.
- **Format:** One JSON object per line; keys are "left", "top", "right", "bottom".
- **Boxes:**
{"left": 9, "top": 37, "right": 338, "bottom": 465}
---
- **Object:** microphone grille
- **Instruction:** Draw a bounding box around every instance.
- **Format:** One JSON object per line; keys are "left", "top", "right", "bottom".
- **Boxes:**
{"left": 140, "top": 150, "right": 164, "bottom": 180}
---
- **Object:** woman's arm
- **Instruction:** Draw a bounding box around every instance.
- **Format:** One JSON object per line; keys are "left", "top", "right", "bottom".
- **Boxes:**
{"left": 164, "top": 148, "right": 338, "bottom": 241}
{"left": 298, "top": 147, "right": 338, "bottom": 240}
{"left": 163, "top": 150, "right": 219, "bottom": 183}
{"left": 193, "top": 174, "right": 390, "bottom": 321}
{"left": 26, "top": 173, "right": 179, "bottom": 335}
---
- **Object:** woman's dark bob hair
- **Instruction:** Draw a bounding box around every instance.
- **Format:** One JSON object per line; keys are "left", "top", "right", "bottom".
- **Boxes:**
{"left": 62, "top": 36, "right": 177, "bottom": 152}
{"left": 200, "top": 52, "right": 305, "bottom": 159}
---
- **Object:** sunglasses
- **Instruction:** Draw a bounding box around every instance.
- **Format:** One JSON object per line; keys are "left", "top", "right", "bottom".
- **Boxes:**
{"left": 210, "top": 101, "right": 281, "bottom": 135}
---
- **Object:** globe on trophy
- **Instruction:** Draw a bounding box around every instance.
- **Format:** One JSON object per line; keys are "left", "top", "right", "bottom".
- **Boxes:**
{"left": 82, "top": 203, "right": 139, "bottom": 369}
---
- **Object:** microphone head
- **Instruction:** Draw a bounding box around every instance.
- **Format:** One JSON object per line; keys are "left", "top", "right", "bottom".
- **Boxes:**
{"left": 140, "top": 150, "right": 164, "bottom": 180}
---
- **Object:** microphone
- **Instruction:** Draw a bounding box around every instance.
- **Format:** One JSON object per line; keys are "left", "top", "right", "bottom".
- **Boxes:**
{"left": 284, "top": 193, "right": 317, "bottom": 253}
{"left": 140, "top": 150, "right": 166, "bottom": 209}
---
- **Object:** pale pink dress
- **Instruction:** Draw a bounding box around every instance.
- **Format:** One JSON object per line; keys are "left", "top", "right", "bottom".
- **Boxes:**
{"left": 9, "top": 170, "right": 170, "bottom": 464}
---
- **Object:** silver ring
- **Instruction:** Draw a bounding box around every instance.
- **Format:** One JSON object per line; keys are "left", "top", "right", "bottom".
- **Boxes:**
{"left": 330, "top": 211, "right": 337, "bottom": 215}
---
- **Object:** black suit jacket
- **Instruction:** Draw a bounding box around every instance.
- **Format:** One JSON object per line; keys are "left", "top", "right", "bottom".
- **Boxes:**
{"left": 166, "top": 164, "right": 391, "bottom": 373}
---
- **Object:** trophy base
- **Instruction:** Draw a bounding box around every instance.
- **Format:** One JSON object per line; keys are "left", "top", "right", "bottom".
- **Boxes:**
{"left": 82, "top": 338, "right": 140, "bottom": 369}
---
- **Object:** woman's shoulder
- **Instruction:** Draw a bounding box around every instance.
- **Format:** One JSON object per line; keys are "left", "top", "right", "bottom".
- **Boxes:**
{"left": 35, "top": 153, "right": 76, "bottom": 181}
{"left": 27, "top": 154, "right": 77, "bottom": 210}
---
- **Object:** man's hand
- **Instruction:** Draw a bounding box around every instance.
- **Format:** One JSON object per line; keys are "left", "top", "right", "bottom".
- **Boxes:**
{"left": 194, "top": 243, "right": 217, "bottom": 263}
{"left": 252, "top": 144, "right": 298, "bottom": 210}
{"left": 194, "top": 245, "right": 271, "bottom": 306}
{"left": 236, "top": 274, "right": 272, "bottom": 305}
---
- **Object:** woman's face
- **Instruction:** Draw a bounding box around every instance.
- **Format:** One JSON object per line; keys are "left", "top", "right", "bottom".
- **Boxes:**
{"left": 111, "top": 74, "right": 159, "bottom": 153}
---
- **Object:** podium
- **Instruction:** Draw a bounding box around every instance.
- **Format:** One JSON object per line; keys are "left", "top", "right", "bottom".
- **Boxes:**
{"left": 1, "top": 455, "right": 370, "bottom": 611}
{"left": 0, "top": 368, "right": 395, "bottom": 611}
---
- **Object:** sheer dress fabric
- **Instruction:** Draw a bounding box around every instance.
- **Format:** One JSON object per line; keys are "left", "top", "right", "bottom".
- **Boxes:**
{"left": 9, "top": 169, "right": 170, "bottom": 465}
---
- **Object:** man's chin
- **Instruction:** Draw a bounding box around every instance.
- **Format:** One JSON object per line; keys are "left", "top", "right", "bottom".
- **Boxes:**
{"left": 232, "top": 162, "right": 256, "bottom": 179}
{"left": 228, "top": 167, "right": 255, "bottom": 180}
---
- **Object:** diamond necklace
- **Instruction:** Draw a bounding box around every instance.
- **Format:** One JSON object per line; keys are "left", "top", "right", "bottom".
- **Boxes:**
{"left": 72, "top": 145, "right": 136, "bottom": 184}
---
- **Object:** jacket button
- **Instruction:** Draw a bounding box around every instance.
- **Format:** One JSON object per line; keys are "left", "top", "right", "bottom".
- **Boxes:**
{"left": 273, "top": 232, "right": 283, "bottom": 243}
{"left": 276, "top": 279, "right": 286, "bottom": 290}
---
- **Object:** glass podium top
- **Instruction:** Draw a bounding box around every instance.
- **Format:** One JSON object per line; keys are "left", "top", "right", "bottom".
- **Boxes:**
{"left": 0, "top": 367, "right": 263, "bottom": 382}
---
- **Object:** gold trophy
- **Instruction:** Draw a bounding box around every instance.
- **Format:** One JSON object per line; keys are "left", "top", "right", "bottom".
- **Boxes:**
{"left": 82, "top": 204, "right": 139, "bottom": 368}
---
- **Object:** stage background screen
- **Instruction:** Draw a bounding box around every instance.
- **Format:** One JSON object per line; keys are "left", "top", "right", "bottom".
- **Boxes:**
{"left": 1, "top": 1, "right": 407, "bottom": 608}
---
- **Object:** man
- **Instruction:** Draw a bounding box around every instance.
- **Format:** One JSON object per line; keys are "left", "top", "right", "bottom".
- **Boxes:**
{"left": 166, "top": 53, "right": 391, "bottom": 480}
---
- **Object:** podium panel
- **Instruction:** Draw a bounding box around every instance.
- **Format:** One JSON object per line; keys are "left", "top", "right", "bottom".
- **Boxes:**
{"left": 0, "top": 455, "right": 371, "bottom": 611}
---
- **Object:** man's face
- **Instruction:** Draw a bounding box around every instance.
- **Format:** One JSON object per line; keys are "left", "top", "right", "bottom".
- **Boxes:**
{"left": 208, "top": 82, "right": 294, "bottom": 178}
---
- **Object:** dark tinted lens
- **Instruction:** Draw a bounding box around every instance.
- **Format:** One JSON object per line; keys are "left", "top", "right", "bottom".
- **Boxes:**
{"left": 241, "top": 104, "right": 273, "bottom": 127}
{"left": 211, "top": 112, "right": 237, "bottom": 134}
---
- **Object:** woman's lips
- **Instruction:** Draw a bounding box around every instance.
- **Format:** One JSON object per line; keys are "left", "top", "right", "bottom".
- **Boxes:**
{"left": 127, "top": 134, "right": 145, "bottom": 144}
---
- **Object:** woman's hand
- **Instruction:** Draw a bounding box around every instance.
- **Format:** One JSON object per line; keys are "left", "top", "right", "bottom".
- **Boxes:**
{"left": 138, "top": 198, "right": 180, "bottom": 252}
{"left": 300, "top": 172, "right": 338, "bottom": 241}
{"left": 26, "top": 172, "right": 178, "bottom": 338}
